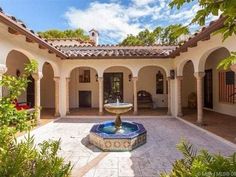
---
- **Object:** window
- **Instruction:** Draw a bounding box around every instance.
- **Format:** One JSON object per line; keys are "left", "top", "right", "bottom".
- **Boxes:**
{"left": 219, "top": 71, "right": 235, "bottom": 104}
{"left": 156, "top": 71, "right": 164, "bottom": 94}
{"left": 79, "top": 70, "right": 90, "bottom": 83}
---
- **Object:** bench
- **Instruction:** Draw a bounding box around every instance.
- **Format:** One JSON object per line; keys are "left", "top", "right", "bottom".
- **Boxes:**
{"left": 137, "top": 90, "right": 154, "bottom": 109}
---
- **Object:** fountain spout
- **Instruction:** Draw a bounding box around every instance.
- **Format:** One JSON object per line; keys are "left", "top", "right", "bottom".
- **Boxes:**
{"left": 116, "top": 98, "right": 120, "bottom": 104}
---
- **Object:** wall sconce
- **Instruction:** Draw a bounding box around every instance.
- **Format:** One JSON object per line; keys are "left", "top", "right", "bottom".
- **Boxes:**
{"left": 95, "top": 74, "right": 98, "bottom": 82}
{"left": 170, "top": 69, "right": 175, "bottom": 79}
{"left": 128, "top": 74, "right": 132, "bottom": 82}
{"left": 16, "top": 69, "right": 21, "bottom": 77}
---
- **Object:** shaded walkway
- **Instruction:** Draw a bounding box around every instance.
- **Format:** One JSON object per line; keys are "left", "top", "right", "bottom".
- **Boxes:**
{"left": 182, "top": 108, "right": 236, "bottom": 144}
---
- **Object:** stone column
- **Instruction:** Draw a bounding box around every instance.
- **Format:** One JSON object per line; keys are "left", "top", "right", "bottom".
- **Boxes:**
{"left": 132, "top": 77, "right": 138, "bottom": 114}
{"left": 54, "top": 77, "right": 60, "bottom": 117}
{"left": 167, "top": 77, "right": 171, "bottom": 115}
{"left": 32, "top": 72, "right": 43, "bottom": 124}
{"left": 98, "top": 77, "right": 104, "bottom": 115}
{"left": 66, "top": 77, "right": 70, "bottom": 115}
{"left": 0, "top": 64, "right": 7, "bottom": 98}
{"left": 194, "top": 72, "right": 205, "bottom": 125}
{"left": 176, "top": 76, "right": 183, "bottom": 117}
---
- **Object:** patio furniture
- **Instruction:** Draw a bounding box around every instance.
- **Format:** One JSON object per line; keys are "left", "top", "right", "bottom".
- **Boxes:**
{"left": 137, "top": 90, "right": 153, "bottom": 109}
{"left": 13, "top": 99, "right": 30, "bottom": 110}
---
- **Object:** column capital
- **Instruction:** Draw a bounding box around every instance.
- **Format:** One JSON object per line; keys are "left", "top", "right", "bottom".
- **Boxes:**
{"left": 0, "top": 64, "right": 7, "bottom": 74}
{"left": 230, "top": 64, "right": 236, "bottom": 73}
{"left": 53, "top": 76, "right": 60, "bottom": 82}
{"left": 176, "top": 76, "right": 183, "bottom": 80}
{"left": 194, "top": 72, "right": 205, "bottom": 79}
{"left": 32, "top": 72, "right": 43, "bottom": 80}
{"left": 97, "top": 77, "right": 103, "bottom": 82}
{"left": 132, "top": 77, "right": 138, "bottom": 82}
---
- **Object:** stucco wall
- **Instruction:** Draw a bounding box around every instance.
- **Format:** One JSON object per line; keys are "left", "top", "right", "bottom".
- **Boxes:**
{"left": 182, "top": 61, "right": 196, "bottom": 107}
{"left": 137, "top": 66, "right": 168, "bottom": 107}
{"left": 41, "top": 63, "right": 55, "bottom": 108}
{"left": 69, "top": 67, "right": 99, "bottom": 108}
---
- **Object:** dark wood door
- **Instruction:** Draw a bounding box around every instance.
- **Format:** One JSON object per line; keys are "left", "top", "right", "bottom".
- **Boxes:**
{"left": 104, "top": 73, "right": 123, "bottom": 103}
{"left": 204, "top": 69, "right": 213, "bottom": 109}
{"left": 79, "top": 91, "right": 91, "bottom": 107}
{"left": 27, "top": 75, "right": 35, "bottom": 108}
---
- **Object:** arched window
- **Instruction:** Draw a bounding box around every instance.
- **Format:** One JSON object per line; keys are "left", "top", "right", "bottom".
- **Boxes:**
{"left": 156, "top": 71, "right": 164, "bottom": 94}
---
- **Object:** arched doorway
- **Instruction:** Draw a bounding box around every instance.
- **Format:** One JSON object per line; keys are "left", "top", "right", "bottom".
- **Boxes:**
{"left": 41, "top": 62, "right": 55, "bottom": 118}
{"left": 68, "top": 66, "right": 99, "bottom": 115}
{"left": 4, "top": 50, "right": 34, "bottom": 107}
{"left": 137, "top": 66, "right": 168, "bottom": 115}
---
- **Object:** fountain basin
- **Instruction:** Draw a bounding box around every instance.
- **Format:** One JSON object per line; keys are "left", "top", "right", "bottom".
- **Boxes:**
{"left": 89, "top": 121, "right": 147, "bottom": 151}
{"left": 104, "top": 103, "right": 133, "bottom": 114}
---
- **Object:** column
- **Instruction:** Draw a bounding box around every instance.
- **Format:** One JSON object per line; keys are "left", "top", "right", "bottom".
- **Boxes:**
{"left": 176, "top": 76, "right": 183, "bottom": 117}
{"left": 54, "top": 77, "right": 60, "bottom": 117}
{"left": 167, "top": 77, "right": 171, "bottom": 115}
{"left": 32, "top": 72, "right": 43, "bottom": 124}
{"left": 66, "top": 77, "right": 70, "bottom": 114}
{"left": 0, "top": 64, "right": 7, "bottom": 98}
{"left": 132, "top": 77, "right": 138, "bottom": 114}
{"left": 194, "top": 72, "right": 205, "bottom": 125}
{"left": 98, "top": 77, "right": 103, "bottom": 115}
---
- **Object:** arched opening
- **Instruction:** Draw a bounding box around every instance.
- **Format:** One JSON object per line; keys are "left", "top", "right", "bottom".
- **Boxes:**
{"left": 68, "top": 66, "right": 99, "bottom": 115}
{"left": 4, "top": 50, "right": 35, "bottom": 108}
{"left": 137, "top": 66, "right": 168, "bottom": 115}
{"left": 181, "top": 60, "right": 197, "bottom": 117}
{"left": 41, "top": 62, "right": 55, "bottom": 118}
{"left": 103, "top": 66, "right": 133, "bottom": 104}
{"left": 203, "top": 47, "right": 236, "bottom": 116}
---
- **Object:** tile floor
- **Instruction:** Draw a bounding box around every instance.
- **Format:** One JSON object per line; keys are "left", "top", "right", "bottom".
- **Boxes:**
{"left": 22, "top": 117, "right": 236, "bottom": 177}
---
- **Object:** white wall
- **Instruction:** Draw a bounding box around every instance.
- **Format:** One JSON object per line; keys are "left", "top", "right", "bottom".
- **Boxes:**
{"left": 137, "top": 66, "right": 168, "bottom": 107}
{"left": 41, "top": 63, "right": 55, "bottom": 108}
{"left": 69, "top": 67, "right": 99, "bottom": 108}
{"left": 182, "top": 61, "right": 196, "bottom": 107}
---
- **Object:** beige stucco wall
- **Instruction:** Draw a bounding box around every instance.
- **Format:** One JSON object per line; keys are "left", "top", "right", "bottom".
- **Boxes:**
{"left": 182, "top": 61, "right": 196, "bottom": 107}
{"left": 137, "top": 66, "right": 168, "bottom": 107}
{"left": 41, "top": 63, "right": 55, "bottom": 108}
{"left": 69, "top": 67, "right": 99, "bottom": 108}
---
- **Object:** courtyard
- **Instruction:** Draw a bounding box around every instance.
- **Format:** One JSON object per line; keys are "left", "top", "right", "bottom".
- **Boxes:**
{"left": 26, "top": 117, "right": 236, "bottom": 177}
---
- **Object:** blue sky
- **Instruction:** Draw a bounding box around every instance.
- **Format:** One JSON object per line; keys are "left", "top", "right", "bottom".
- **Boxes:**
{"left": 0, "top": 0, "right": 217, "bottom": 44}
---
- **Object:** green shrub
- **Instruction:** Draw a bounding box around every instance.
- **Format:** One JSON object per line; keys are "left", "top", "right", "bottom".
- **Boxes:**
{"left": 161, "top": 140, "right": 236, "bottom": 177}
{"left": 0, "top": 60, "right": 72, "bottom": 176}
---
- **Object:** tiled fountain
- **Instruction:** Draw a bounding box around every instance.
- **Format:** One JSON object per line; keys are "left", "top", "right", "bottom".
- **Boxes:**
{"left": 89, "top": 100, "right": 147, "bottom": 151}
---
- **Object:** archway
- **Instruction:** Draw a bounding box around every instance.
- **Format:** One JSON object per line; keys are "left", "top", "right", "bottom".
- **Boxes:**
{"left": 40, "top": 62, "right": 55, "bottom": 118}
{"left": 181, "top": 60, "right": 197, "bottom": 117}
{"left": 4, "top": 50, "right": 34, "bottom": 107}
{"left": 202, "top": 47, "right": 235, "bottom": 116}
{"left": 68, "top": 66, "right": 99, "bottom": 115}
{"left": 137, "top": 66, "right": 168, "bottom": 115}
